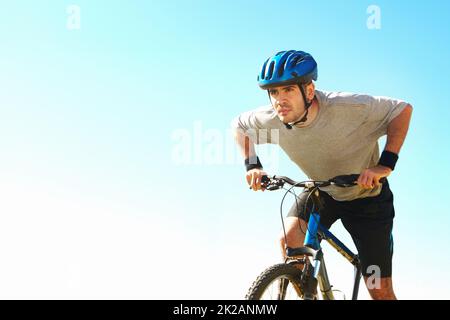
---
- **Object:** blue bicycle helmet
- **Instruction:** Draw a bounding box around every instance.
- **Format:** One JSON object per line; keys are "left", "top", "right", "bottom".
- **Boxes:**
{"left": 257, "top": 50, "right": 318, "bottom": 129}
{"left": 257, "top": 50, "right": 317, "bottom": 89}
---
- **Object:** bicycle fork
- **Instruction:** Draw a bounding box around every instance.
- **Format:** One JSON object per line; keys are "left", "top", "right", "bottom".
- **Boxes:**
{"left": 310, "top": 254, "right": 361, "bottom": 300}
{"left": 300, "top": 212, "right": 335, "bottom": 300}
{"left": 301, "top": 262, "right": 318, "bottom": 300}
{"left": 305, "top": 250, "right": 335, "bottom": 300}
{"left": 288, "top": 247, "right": 334, "bottom": 300}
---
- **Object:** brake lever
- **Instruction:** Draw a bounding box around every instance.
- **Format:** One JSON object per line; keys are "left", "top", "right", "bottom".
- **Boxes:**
{"left": 263, "top": 178, "right": 284, "bottom": 191}
{"left": 265, "top": 185, "right": 282, "bottom": 191}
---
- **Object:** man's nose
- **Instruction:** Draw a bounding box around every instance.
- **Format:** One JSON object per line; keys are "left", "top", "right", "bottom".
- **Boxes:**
{"left": 276, "top": 91, "right": 289, "bottom": 102}
{"left": 276, "top": 96, "right": 288, "bottom": 105}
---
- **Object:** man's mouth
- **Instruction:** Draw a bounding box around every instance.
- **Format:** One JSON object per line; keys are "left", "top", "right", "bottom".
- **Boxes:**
{"left": 279, "top": 109, "right": 290, "bottom": 116}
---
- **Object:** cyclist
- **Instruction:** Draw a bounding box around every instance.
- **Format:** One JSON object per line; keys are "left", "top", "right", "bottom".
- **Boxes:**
{"left": 231, "top": 50, "right": 413, "bottom": 300}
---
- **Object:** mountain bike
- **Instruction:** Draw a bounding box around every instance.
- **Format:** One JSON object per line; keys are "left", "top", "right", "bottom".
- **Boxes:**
{"left": 245, "top": 174, "right": 386, "bottom": 300}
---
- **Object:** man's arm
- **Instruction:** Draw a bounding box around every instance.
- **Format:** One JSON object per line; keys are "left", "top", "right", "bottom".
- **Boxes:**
{"left": 231, "top": 108, "right": 276, "bottom": 191}
{"left": 384, "top": 104, "right": 413, "bottom": 154}
{"left": 233, "top": 129, "right": 267, "bottom": 191}
{"left": 357, "top": 104, "right": 413, "bottom": 189}
{"left": 234, "top": 129, "right": 257, "bottom": 160}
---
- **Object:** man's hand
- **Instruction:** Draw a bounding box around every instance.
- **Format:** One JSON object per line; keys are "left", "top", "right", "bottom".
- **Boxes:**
{"left": 357, "top": 165, "right": 392, "bottom": 189}
{"left": 246, "top": 168, "right": 268, "bottom": 191}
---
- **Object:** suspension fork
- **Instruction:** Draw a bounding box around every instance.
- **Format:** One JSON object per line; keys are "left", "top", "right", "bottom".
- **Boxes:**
{"left": 290, "top": 247, "right": 334, "bottom": 300}
{"left": 316, "top": 255, "right": 335, "bottom": 300}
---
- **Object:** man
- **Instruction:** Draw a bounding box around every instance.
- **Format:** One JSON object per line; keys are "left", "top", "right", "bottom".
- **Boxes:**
{"left": 231, "top": 50, "right": 413, "bottom": 300}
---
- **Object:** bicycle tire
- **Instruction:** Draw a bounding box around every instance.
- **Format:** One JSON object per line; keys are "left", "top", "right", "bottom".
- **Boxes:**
{"left": 245, "top": 263, "right": 308, "bottom": 300}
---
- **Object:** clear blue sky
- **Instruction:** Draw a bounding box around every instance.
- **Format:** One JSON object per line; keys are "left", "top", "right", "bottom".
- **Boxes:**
{"left": 0, "top": 0, "right": 448, "bottom": 299}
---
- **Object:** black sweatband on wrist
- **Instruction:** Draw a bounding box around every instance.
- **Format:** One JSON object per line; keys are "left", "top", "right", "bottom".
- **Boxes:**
{"left": 245, "top": 156, "right": 263, "bottom": 172}
{"left": 378, "top": 150, "right": 399, "bottom": 171}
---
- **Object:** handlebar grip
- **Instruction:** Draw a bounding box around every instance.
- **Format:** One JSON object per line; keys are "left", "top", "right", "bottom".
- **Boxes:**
{"left": 330, "top": 174, "right": 387, "bottom": 185}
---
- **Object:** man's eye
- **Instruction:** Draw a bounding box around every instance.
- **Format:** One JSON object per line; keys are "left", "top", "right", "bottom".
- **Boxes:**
{"left": 269, "top": 90, "right": 277, "bottom": 95}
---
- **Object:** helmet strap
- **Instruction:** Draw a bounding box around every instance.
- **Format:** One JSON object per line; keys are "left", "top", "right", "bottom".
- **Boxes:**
{"left": 267, "top": 83, "right": 313, "bottom": 129}
{"left": 286, "top": 83, "right": 311, "bottom": 127}
{"left": 299, "top": 83, "right": 313, "bottom": 110}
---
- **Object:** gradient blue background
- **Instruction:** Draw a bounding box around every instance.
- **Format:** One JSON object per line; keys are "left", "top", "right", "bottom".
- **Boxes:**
{"left": 0, "top": 0, "right": 448, "bottom": 299}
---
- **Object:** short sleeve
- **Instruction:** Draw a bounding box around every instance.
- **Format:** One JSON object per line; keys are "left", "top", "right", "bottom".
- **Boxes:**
{"left": 366, "top": 95, "right": 409, "bottom": 138}
{"left": 230, "top": 106, "right": 279, "bottom": 145}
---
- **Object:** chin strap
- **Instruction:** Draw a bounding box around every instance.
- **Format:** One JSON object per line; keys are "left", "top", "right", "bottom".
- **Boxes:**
{"left": 282, "top": 84, "right": 313, "bottom": 129}
{"left": 284, "top": 109, "right": 309, "bottom": 129}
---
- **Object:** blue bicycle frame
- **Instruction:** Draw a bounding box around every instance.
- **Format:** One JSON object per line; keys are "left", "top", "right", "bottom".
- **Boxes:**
{"left": 287, "top": 211, "right": 362, "bottom": 300}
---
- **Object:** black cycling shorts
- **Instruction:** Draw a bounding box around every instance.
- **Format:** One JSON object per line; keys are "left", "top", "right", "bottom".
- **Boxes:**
{"left": 287, "top": 180, "right": 395, "bottom": 278}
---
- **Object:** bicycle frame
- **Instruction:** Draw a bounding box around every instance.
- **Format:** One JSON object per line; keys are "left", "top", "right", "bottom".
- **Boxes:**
{"left": 287, "top": 211, "right": 362, "bottom": 300}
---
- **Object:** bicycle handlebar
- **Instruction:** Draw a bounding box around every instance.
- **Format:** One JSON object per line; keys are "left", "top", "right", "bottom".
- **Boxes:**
{"left": 260, "top": 174, "right": 387, "bottom": 191}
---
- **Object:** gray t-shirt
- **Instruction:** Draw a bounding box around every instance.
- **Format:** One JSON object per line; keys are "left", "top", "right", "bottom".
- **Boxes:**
{"left": 231, "top": 90, "right": 409, "bottom": 201}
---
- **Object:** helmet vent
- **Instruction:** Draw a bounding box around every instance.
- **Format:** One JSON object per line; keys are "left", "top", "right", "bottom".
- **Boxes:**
{"left": 266, "top": 61, "right": 275, "bottom": 80}
{"left": 261, "top": 58, "right": 270, "bottom": 80}
{"left": 292, "top": 55, "right": 302, "bottom": 66}
{"left": 278, "top": 61, "right": 285, "bottom": 78}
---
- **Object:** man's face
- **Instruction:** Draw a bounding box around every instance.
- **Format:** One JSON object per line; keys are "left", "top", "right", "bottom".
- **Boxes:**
{"left": 268, "top": 84, "right": 306, "bottom": 123}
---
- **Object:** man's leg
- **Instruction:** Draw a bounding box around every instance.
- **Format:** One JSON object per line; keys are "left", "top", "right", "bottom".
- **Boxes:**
{"left": 279, "top": 190, "right": 337, "bottom": 264}
{"left": 364, "top": 276, "right": 397, "bottom": 300}
{"left": 341, "top": 217, "right": 396, "bottom": 300}
{"left": 339, "top": 183, "right": 396, "bottom": 300}
{"left": 278, "top": 216, "right": 307, "bottom": 260}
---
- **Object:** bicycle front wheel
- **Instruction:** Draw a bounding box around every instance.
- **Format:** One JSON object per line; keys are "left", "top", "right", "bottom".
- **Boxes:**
{"left": 246, "top": 263, "right": 309, "bottom": 300}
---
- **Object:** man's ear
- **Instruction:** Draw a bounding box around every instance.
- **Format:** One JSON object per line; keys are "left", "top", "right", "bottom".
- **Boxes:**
{"left": 307, "top": 82, "right": 315, "bottom": 100}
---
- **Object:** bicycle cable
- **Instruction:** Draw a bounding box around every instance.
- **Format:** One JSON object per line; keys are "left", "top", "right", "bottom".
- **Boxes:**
{"left": 279, "top": 180, "right": 318, "bottom": 252}
{"left": 278, "top": 181, "right": 329, "bottom": 259}
{"left": 279, "top": 185, "right": 299, "bottom": 248}
{"left": 280, "top": 186, "right": 309, "bottom": 238}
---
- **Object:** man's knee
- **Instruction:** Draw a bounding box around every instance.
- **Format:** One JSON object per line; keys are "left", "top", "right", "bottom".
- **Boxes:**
{"left": 278, "top": 217, "right": 307, "bottom": 249}
{"left": 365, "top": 277, "right": 396, "bottom": 300}
{"left": 368, "top": 288, "right": 396, "bottom": 300}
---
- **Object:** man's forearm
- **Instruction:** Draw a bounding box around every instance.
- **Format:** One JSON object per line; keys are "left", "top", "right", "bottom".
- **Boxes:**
{"left": 234, "top": 130, "right": 257, "bottom": 160}
{"left": 385, "top": 104, "right": 413, "bottom": 154}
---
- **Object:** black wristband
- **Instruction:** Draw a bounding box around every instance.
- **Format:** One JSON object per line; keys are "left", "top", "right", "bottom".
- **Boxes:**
{"left": 245, "top": 156, "right": 263, "bottom": 172}
{"left": 378, "top": 150, "right": 399, "bottom": 171}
